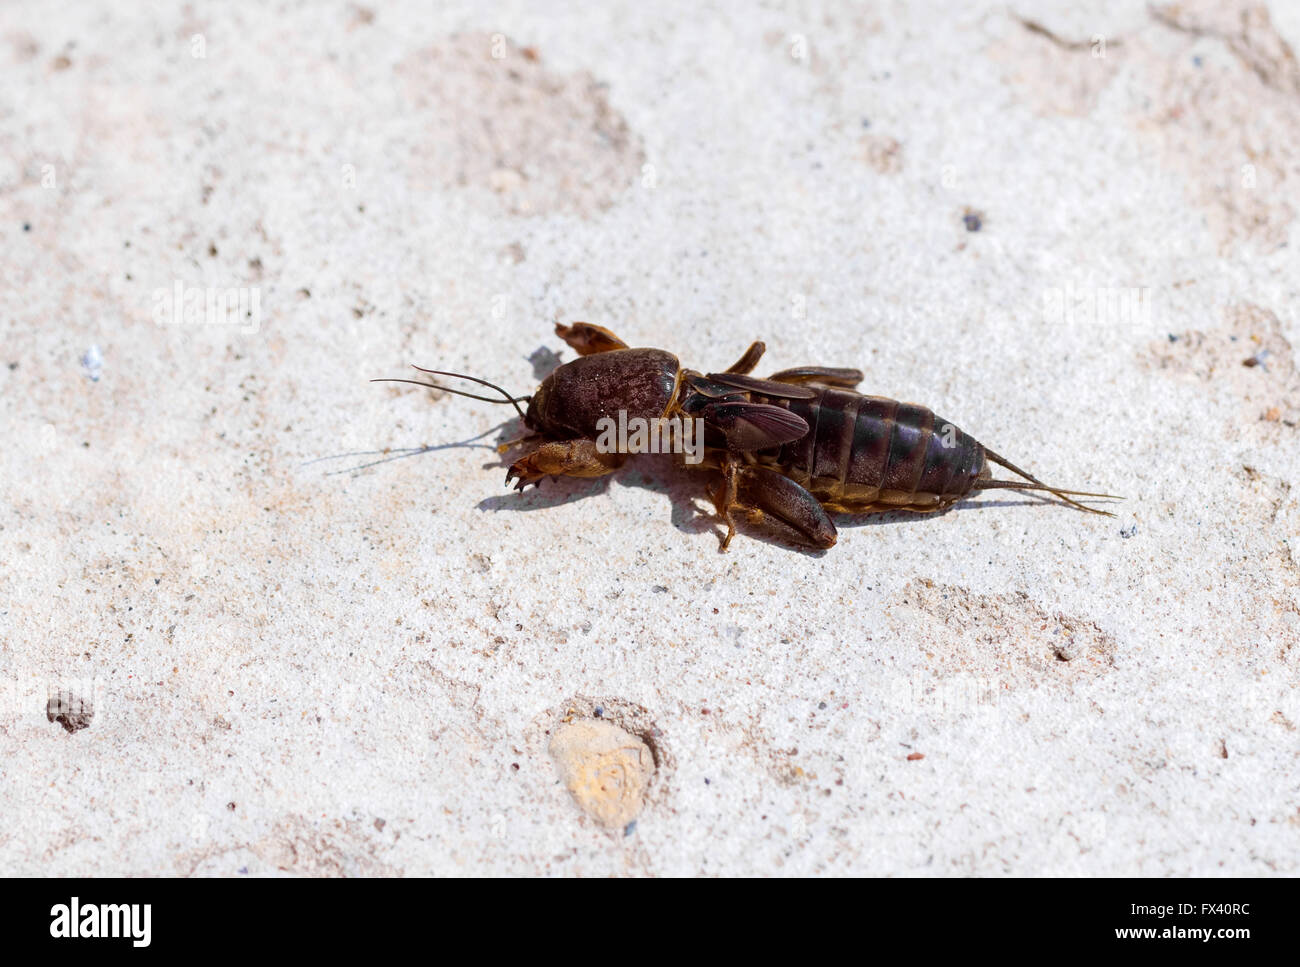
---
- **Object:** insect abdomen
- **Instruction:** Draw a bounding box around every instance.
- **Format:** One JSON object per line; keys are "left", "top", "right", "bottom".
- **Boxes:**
{"left": 761, "top": 387, "right": 986, "bottom": 512}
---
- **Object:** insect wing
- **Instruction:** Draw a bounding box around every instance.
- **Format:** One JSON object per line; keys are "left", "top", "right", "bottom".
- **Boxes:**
{"left": 704, "top": 372, "right": 818, "bottom": 399}
{"left": 702, "top": 401, "right": 810, "bottom": 452}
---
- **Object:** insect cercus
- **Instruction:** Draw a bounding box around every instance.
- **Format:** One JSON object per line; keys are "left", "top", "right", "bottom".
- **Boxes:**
{"left": 376, "top": 323, "right": 1118, "bottom": 550}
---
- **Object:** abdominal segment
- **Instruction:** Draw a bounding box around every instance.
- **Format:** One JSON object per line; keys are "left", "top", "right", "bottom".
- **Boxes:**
{"left": 755, "top": 387, "right": 988, "bottom": 513}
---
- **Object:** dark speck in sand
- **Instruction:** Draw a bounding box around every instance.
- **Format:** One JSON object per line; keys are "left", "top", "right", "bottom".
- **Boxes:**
{"left": 1243, "top": 350, "right": 1270, "bottom": 368}
{"left": 623, "top": 820, "right": 637, "bottom": 837}
{"left": 963, "top": 211, "right": 983, "bottom": 232}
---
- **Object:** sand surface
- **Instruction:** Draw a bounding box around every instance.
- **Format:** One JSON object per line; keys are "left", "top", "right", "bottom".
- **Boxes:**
{"left": 2, "top": 0, "right": 1298, "bottom": 875}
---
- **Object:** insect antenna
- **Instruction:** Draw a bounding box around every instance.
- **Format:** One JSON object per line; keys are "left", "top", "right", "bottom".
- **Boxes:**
{"left": 371, "top": 366, "right": 530, "bottom": 420}
{"left": 975, "top": 448, "right": 1121, "bottom": 516}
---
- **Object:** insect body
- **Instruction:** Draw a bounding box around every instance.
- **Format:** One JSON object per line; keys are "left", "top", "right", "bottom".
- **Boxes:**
{"left": 377, "top": 324, "right": 1117, "bottom": 550}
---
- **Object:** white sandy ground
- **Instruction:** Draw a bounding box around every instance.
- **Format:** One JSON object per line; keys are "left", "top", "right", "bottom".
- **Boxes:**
{"left": 1, "top": 0, "right": 1298, "bottom": 876}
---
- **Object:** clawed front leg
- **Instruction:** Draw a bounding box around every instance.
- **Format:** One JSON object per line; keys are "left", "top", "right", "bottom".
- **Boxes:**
{"left": 506, "top": 438, "right": 627, "bottom": 491}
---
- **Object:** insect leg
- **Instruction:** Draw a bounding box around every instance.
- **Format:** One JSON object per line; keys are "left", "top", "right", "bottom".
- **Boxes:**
{"left": 505, "top": 438, "right": 626, "bottom": 490}
{"left": 767, "top": 366, "right": 864, "bottom": 387}
{"left": 712, "top": 455, "right": 741, "bottom": 551}
{"left": 736, "top": 465, "right": 837, "bottom": 549}
{"left": 554, "top": 322, "right": 629, "bottom": 355}
{"left": 724, "top": 341, "right": 766, "bottom": 374}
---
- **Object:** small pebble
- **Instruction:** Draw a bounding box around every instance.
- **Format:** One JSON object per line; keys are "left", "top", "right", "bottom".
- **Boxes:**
{"left": 81, "top": 345, "right": 103, "bottom": 382}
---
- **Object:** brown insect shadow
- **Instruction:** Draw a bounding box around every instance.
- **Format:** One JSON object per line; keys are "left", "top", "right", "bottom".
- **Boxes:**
{"left": 320, "top": 427, "right": 1083, "bottom": 553}
{"left": 724, "top": 494, "right": 1056, "bottom": 551}
{"left": 714, "top": 492, "right": 1081, "bottom": 553}
{"left": 474, "top": 435, "right": 1084, "bottom": 554}
{"left": 475, "top": 445, "right": 836, "bottom": 554}
{"left": 474, "top": 438, "right": 762, "bottom": 548}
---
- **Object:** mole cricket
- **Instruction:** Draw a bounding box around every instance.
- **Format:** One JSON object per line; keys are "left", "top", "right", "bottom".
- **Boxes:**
{"left": 376, "top": 323, "right": 1119, "bottom": 550}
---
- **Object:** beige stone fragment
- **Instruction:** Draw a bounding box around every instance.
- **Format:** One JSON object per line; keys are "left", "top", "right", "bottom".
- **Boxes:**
{"left": 549, "top": 721, "right": 653, "bottom": 828}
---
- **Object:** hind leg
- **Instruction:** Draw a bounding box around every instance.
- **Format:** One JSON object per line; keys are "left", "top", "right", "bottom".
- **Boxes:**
{"left": 713, "top": 461, "right": 837, "bottom": 550}
{"left": 555, "top": 322, "right": 629, "bottom": 355}
{"left": 738, "top": 466, "right": 837, "bottom": 548}
{"left": 724, "top": 341, "right": 766, "bottom": 374}
{"left": 768, "top": 366, "right": 864, "bottom": 387}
